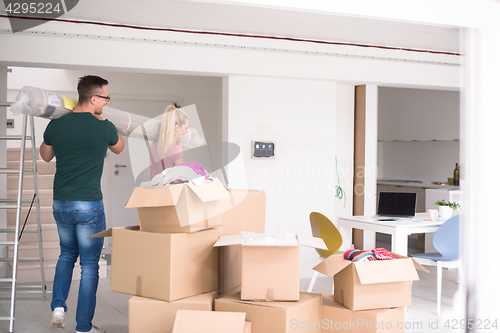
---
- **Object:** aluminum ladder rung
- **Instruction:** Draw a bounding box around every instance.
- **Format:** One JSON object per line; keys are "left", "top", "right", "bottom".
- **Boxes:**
{"left": 0, "top": 290, "right": 51, "bottom": 299}
{"left": 0, "top": 317, "right": 12, "bottom": 321}
{"left": 0, "top": 241, "right": 16, "bottom": 246}
{"left": 0, "top": 168, "right": 24, "bottom": 174}
{"left": 0, "top": 199, "right": 36, "bottom": 204}
{"left": 0, "top": 205, "right": 18, "bottom": 209}
{"left": 0, "top": 135, "right": 32, "bottom": 140}
{"left": 0, "top": 278, "right": 13, "bottom": 283}
{"left": 0, "top": 285, "right": 46, "bottom": 289}
{"left": 0, "top": 168, "right": 34, "bottom": 173}
{"left": 0, "top": 284, "right": 46, "bottom": 289}
{"left": 0, "top": 258, "right": 41, "bottom": 262}
{"left": 0, "top": 229, "right": 39, "bottom": 233}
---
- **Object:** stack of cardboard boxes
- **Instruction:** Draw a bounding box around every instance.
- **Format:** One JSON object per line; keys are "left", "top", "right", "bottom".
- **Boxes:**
{"left": 90, "top": 179, "right": 266, "bottom": 333}
{"left": 91, "top": 178, "right": 428, "bottom": 333}
{"left": 314, "top": 253, "right": 428, "bottom": 332}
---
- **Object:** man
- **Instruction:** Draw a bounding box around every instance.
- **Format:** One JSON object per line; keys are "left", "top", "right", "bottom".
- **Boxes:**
{"left": 40, "top": 75, "right": 124, "bottom": 333}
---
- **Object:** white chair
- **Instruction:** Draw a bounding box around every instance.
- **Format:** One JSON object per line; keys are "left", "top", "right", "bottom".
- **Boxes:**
{"left": 412, "top": 215, "right": 463, "bottom": 316}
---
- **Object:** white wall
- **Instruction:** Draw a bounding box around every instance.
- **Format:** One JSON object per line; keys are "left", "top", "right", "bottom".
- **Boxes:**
{"left": 0, "top": 66, "right": 7, "bottom": 277}
{"left": 335, "top": 84, "right": 355, "bottom": 217}
{"left": 377, "top": 87, "right": 460, "bottom": 182}
{"left": 378, "top": 141, "right": 460, "bottom": 182}
{"left": 226, "top": 75, "right": 337, "bottom": 277}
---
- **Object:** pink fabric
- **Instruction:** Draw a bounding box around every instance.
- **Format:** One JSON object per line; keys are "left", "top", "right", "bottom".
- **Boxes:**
{"left": 149, "top": 141, "right": 183, "bottom": 179}
{"left": 372, "top": 248, "right": 396, "bottom": 260}
{"left": 177, "top": 161, "right": 210, "bottom": 179}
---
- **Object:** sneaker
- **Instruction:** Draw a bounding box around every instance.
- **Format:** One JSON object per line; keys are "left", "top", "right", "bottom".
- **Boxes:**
{"left": 51, "top": 307, "right": 65, "bottom": 328}
{"left": 76, "top": 325, "right": 106, "bottom": 333}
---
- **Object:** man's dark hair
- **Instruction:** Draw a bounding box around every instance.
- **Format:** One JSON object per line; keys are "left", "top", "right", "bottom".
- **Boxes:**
{"left": 77, "top": 75, "right": 109, "bottom": 104}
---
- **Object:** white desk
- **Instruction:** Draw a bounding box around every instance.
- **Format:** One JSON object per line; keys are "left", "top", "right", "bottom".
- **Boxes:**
{"left": 337, "top": 213, "right": 444, "bottom": 256}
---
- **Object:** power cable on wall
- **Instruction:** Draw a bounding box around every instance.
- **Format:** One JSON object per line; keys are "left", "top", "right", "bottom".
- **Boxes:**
{"left": 335, "top": 157, "right": 346, "bottom": 208}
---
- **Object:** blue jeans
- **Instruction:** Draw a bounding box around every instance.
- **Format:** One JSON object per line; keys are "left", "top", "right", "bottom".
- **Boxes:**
{"left": 51, "top": 200, "right": 106, "bottom": 332}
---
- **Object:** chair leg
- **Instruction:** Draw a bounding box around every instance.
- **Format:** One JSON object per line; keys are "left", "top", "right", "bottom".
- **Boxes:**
{"left": 308, "top": 270, "right": 319, "bottom": 293}
{"left": 437, "top": 261, "right": 443, "bottom": 316}
{"left": 456, "top": 259, "right": 464, "bottom": 284}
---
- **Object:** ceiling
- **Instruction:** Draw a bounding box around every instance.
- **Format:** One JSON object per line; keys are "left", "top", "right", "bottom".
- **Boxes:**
{"left": 1, "top": 0, "right": 461, "bottom": 54}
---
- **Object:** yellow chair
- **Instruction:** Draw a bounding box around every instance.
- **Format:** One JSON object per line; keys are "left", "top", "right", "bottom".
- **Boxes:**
{"left": 307, "top": 212, "right": 343, "bottom": 293}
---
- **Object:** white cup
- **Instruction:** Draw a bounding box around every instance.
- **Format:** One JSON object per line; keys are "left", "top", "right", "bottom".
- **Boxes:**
{"left": 427, "top": 209, "right": 438, "bottom": 221}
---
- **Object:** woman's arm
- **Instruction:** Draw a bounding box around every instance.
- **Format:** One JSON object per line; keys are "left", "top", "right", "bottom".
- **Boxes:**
{"left": 173, "top": 156, "right": 184, "bottom": 166}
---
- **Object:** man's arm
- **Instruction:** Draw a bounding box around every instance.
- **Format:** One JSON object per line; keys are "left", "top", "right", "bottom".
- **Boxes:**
{"left": 40, "top": 142, "right": 55, "bottom": 162}
{"left": 109, "top": 135, "right": 125, "bottom": 154}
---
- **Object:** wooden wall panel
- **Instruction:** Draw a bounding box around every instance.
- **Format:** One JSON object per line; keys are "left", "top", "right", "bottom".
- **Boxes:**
{"left": 353, "top": 85, "right": 366, "bottom": 248}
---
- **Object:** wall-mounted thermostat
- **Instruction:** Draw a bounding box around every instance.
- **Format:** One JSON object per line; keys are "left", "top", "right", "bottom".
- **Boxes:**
{"left": 252, "top": 141, "right": 275, "bottom": 159}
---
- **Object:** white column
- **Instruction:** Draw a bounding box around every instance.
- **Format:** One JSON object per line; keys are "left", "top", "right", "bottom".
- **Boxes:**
{"left": 0, "top": 66, "right": 8, "bottom": 277}
{"left": 364, "top": 85, "right": 378, "bottom": 216}
{"left": 463, "top": 27, "right": 500, "bottom": 322}
{"left": 362, "top": 85, "right": 378, "bottom": 249}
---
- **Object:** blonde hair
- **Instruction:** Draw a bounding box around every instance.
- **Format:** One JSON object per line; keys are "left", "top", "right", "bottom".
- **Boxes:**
{"left": 157, "top": 105, "right": 188, "bottom": 157}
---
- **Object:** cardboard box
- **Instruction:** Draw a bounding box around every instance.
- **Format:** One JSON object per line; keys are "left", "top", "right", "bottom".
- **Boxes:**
{"left": 313, "top": 254, "right": 428, "bottom": 311}
{"left": 215, "top": 292, "right": 322, "bottom": 333}
{"left": 216, "top": 189, "right": 266, "bottom": 237}
{"left": 172, "top": 310, "right": 250, "bottom": 333}
{"left": 129, "top": 291, "right": 216, "bottom": 333}
{"left": 322, "top": 293, "right": 404, "bottom": 332}
{"left": 218, "top": 245, "right": 242, "bottom": 297}
{"left": 125, "top": 178, "right": 230, "bottom": 233}
{"left": 90, "top": 226, "right": 218, "bottom": 302}
{"left": 214, "top": 234, "right": 326, "bottom": 301}
{"left": 217, "top": 189, "right": 266, "bottom": 295}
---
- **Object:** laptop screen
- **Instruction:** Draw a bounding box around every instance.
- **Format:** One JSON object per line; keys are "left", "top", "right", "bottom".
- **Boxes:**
{"left": 377, "top": 192, "right": 417, "bottom": 217}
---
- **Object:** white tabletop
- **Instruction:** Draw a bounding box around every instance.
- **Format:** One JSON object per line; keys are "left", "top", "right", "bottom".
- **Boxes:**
{"left": 336, "top": 213, "right": 444, "bottom": 256}
{"left": 338, "top": 213, "right": 445, "bottom": 228}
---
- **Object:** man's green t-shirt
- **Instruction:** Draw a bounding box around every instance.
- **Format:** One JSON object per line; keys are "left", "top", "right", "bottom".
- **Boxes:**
{"left": 43, "top": 112, "right": 119, "bottom": 201}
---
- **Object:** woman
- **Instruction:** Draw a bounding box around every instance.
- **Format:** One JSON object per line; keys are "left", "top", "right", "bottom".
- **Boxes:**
{"left": 150, "top": 105, "right": 189, "bottom": 179}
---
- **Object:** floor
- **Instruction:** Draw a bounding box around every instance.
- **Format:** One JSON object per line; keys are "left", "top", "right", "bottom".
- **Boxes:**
{"left": 0, "top": 239, "right": 466, "bottom": 333}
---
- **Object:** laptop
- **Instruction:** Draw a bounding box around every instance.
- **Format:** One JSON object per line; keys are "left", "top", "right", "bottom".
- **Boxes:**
{"left": 372, "top": 192, "right": 417, "bottom": 220}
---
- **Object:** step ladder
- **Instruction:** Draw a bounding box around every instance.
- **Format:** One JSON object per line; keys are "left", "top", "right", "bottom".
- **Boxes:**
{"left": 0, "top": 112, "right": 48, "bottom": 333}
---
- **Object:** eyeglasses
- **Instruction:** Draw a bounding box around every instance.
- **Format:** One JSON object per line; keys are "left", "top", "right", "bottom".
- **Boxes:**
{"left": 94, "top": 95, "right": 111, "bottom": 102}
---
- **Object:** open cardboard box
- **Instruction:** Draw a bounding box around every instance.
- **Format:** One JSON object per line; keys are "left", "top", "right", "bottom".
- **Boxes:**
{"left": 172, "top": 310, "right": 251, "bottom": 333}
{"left": 215, "top": 292, "right": 322, "bottom": 333}
{"left": 314, "top": 253, "right": 428, "bottom": 311}
{"left": 129, "top": 291, "right": 217, "bottom": 333}
{"left": 125, "top": 178, "right": 230, "bottom": 233}
{"left": 322, "top": 293, "right": 404, "bottom": 333}
{"left": 89, "top": 226, "right": 218, "bottom": 302}
{"left": 214, "top": 233, "right": 326, "bottom": 301}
